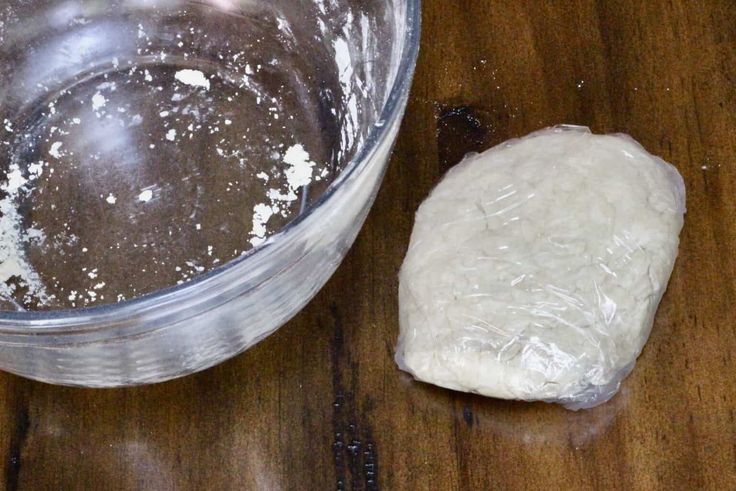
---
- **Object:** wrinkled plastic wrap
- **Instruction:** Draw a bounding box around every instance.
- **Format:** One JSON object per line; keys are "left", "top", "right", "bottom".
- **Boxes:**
{"left": 396, "top": 126, "right": 686, "bottom": 410}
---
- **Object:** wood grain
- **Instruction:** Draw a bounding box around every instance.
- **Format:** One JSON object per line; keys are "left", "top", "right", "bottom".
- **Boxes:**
{"left": 1, "top": 0, "right": 736, "bottom": 489}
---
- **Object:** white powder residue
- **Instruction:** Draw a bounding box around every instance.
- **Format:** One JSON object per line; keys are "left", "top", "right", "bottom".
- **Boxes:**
{"left": 333, "top": 37, "right": 357, "bottom": 153}
{"left": 185, "top": 260, "right": 205, "bottom": 273}
{"left": 106, "top": 194, "right": 117, "bottom": 204}
{"left": 91, "top": 92, "right": 107, "bottom": 111}
{"left": 248, "top": 144, "right": 318, "bottom": 245}
{"left": 249, "top": 203, "right": 274, "bottom": 247}
{"left": 28, "top": 162, "right": 43, "bottom": 178}
{"left": 25, "top": 227, "right": 45, "bottom": 244}
{"left": 165, "top": 129, "right": 177, "bottom": 141}
{"left": 174, "top": 69, "right": 211, "bottom": 90}
{"left": 4, "top": 166, "right": 26, "bottom": 198}
{"left": 282, "top": 144, "right": 316, "bottom": 189}
{"left": 96, "top": 81, "right": 117, "bottom": 92}
{"left": 0, "top": 164, "right": 49, "bottom": 308}
{"left": 267, "top": 187, "right": 297, "bottom": 203}
{"left": 138, "top": 190, "right": 153, "bottom": 202}
{"left": 49, "top": 142, "right": 63, "bottom": 159}
{"left": 359, "top": 14, "right": 374, "bottom": 97}
{"left": 334, "top": 38, "right": 352, "bottom": 84}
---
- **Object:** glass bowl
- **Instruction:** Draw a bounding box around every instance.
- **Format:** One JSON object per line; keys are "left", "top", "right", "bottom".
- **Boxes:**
{"left": 0, "top": 0, "right": 421, "bottom": 386}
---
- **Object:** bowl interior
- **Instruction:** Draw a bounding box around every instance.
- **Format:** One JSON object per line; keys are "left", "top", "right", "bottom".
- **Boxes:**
{"left": 0, "top": 0, "right": 408, "bottom": 313}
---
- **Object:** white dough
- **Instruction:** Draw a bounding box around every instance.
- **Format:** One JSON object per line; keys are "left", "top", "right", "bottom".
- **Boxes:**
{"left": 396, "top": 126, "right": 686, "bottom": 409}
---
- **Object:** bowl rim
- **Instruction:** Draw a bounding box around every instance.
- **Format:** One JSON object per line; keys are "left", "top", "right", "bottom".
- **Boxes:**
{"left": 0, "top": 0, "right": 422, "bottom": 332}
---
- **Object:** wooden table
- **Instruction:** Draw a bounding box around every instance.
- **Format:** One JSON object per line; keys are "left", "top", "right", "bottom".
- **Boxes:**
{"left": 2, "top": 1, "right": 735, "bottom": 489}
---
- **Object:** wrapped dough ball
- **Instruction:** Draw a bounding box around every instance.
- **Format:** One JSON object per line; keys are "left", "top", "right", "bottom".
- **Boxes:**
{"left": 396, "top": 126, "right": 686, "bottom": 409}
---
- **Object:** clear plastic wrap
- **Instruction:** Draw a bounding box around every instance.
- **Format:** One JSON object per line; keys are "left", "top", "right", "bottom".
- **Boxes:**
{"left": 396, "top": 126, "right": 686, "bottom": 410}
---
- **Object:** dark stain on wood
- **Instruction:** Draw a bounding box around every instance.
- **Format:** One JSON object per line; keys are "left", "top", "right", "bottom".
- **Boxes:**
{"left": 436, "top": 105, "right": 491, "bottom": 173}
{"left": 4, "top": 402, "right": 29, "bottom": 491}
{"left": 329, "top": 303, "right": 380, "bottom": 491}
{"left": 462, "top": 406, "right": 474, "bottom": 428}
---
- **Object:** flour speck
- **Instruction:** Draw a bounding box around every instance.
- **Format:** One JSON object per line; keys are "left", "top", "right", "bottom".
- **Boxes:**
{"left": 49, "top": 141, "right": 63, "bottom": 159}
{"left": 91, "top": 92, "right": 107, "bottom": 111}
{"left": 138, "top": 189, "right": 153, "bottom": 202}
{"left": 249, "top": 203, "right": 275, "bottom": 247}
{"left": 174, "top": 69, "right": 211, "bottom": 90}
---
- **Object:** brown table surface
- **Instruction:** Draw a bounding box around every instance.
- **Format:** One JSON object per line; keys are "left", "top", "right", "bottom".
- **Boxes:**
{"left": 2, "top": 1, "right": 736, "bottom": 489}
